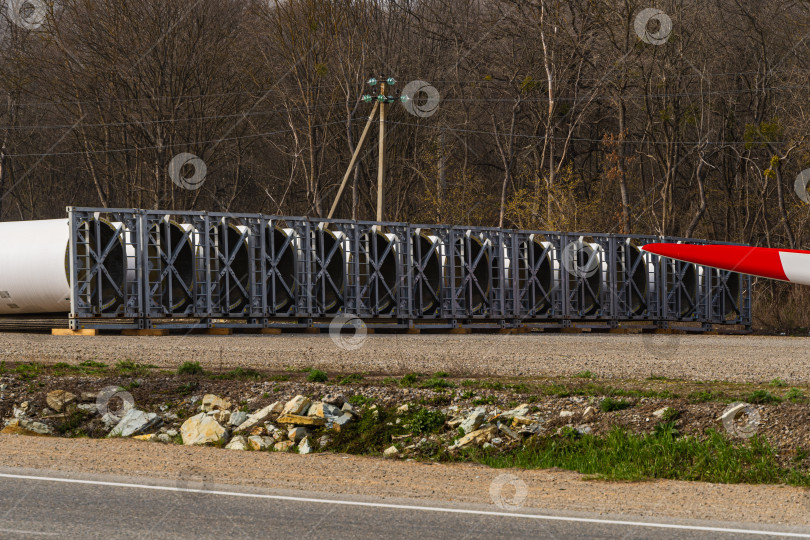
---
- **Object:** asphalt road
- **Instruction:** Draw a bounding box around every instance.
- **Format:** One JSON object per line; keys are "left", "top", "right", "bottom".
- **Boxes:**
{"left": 0, "top": 469, "right": 808, "bottom": 539}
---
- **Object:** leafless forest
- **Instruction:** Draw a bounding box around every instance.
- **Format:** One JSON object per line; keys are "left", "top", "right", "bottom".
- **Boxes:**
{"left": 2, "top": 0, "right": 810, "bottom": 327}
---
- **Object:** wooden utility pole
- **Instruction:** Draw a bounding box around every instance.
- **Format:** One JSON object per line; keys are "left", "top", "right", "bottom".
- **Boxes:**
{"left": 377, "top": 79, "right": 387, "bottom": 222}
{"left": 328, "top": 77, "right": 398, "bottom": 222}
{"left": 327, "top": 102, "right": 379, "bottom": 220}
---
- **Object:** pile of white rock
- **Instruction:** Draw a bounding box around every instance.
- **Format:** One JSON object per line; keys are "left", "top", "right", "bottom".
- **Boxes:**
{"left": 171, "top": 393, "right": 359, "bottom": 454}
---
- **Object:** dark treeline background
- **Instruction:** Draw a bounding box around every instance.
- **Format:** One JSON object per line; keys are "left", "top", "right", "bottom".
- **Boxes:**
{"left": 2, "top": 0, "right": 810, "bottom": 329}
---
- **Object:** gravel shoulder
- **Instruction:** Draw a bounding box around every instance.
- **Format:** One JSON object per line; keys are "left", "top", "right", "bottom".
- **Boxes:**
{"left": 2, "top": 434, "right": 809, "bottom": 527}
{"left": 2, "top": 332, "right": 810, "bottom": 383}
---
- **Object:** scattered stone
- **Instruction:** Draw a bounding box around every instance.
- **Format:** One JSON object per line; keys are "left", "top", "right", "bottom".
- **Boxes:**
{"left": 166, "top": 429, "right": 178, "bottom": 438}
{"left": 46, "top": 390, "right": 77, "bottom": 412}
{"left": 341, "top": 402, "right": 360, "bottom": 417}
{"left": 1, "top": 419, "right": 52, "bottom": 436}
{"left": 132, "top": 434, "right": 155, "bottom": 442}
{"left": 156, "top": 434, "right": 172, "bottom": 444}
{"left": 226, "top": 435, "right": 249, "bottom": 450}
{"left": 229, "top": 411, "right": 248, "bottom": 428}
{"left": 653, "top": 407, "right": 670, "bottom": 419}
{"left": 307, "top": 402, "right": 325, "bottom": 418}
{"left": 209, "top": 410, "right": 231, "bottom": 424}
{"left": 276, "top": 414, "right": 326, "bottom": 427}
{"left": 383, "top": 445, "right": 400, "bottom": 457}
{"left": 322, "top": 403, "right": 342, "bottom": 418}
{"left": 100, "top": 412, "right": 119, "bottom": 429}
{"left": 517, "top": 423, "right": 544, "bottom": 436}
{"left": 234, "top": 402, "right": 282, "bottom": 433}
{"left": 501, "top": 404, "right": 530, "bottom": 418}
{"left": 282, "top": 395, "right": 311, "bottom": 416}
{"left": 559, "top": 411, "right": 574, "bottom": 418}
{"left": 248, "top": 435, "right": 274, "bottom": 451}
{"left": 497, "top": 422, "right": 520, "bottom": 440}
{"left": 180, "top": 413, "right": 227, "bottom": 446}
{"left": 108, "top": 409, "right": 162, "bottom": 438}
{"left": 511, "top": 416, "right": 535, "bottom": 427}
{"left": 13, "top": 403, "right": 28, "bottom": 419}
{"left": 719, "top": 403, "right": 750, "bottom": 423}
{"left": 450, "top": 425, "right": 497, "bottom": 450}
{"left": 80, "top": 392, "right": 98, "bottom": 402}
{"left": 318, "top": 435, "right": 331, "bottom": 448}
{"left": 77, "top": 404, "right": 98, "bottom": 414}
{"left": 575, "top": 425, "right": 593, "bottom": 435}
{"left": 460, "top": 407, "right": 487, "bottom": 434}
{"left": 274, "top": 440, "right": 294, "bottom": 452}
{"left": 201, "top": 394, "right": 231, "bottom": 412}
{"left": 331, "top": 413, "right": 355, "bottom": 430}
{"left": 288, "top": 427, "right": 312, "bottom": 443}
{"left": 491, "top": 437, "right": 503, "bottom": 445}
{"left": 322, "top": 393, "right": 346, "bottom": 407}
{"left": 22, "top": 419, "right": 54, "bottom": 435}
{"left": 582, "top": 406, "right": 596, "bottom": 420}
{"left": 298, "top": 437, "right": 313, "bottom": 454}
{"left": 396, "top": 404, "right": 410, "bottom": 414}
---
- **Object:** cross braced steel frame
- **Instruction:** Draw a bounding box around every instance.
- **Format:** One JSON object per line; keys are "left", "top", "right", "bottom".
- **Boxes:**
{"left": 66, "top": 207, "right": 752, "bottom": 331}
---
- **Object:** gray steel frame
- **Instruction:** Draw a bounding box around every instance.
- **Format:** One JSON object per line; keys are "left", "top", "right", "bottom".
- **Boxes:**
{"left": 67, "top": 207, "right": 752, "bottom": 331}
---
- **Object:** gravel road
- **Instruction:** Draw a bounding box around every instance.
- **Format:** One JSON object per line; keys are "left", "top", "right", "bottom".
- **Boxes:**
{"left": 1, "top": 332, "right": 809, "bottom": 383}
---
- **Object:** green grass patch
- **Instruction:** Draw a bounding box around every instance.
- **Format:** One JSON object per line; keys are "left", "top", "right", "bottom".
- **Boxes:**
{"left": 769, "top": 378, "right": 787, "bottom": 388}
{"left": 212, "top": 367, "right": 264, "bottom": 380}
{"left": 54, "top": 409, "right": 90, "bottom": 436}
{"left": 600, "top": 397, "right": 632, "bottom": 412}
{"left": 465, "top": 428, "right": 810, "bottom": 486}
{"left": 79, "top": 360, "right": 107, "bottom": 369}
{"left": 14, "top": 363, "right": 41, "bottom": 381}
{"left": 786, "top": 388, "right": 805, "bottom": 402}
{"left": 399, "top": 373, "right": 420, "bottom": 387}
{"left": 409, "top": 408, "right": 447, "bottom": 434}
{"left": 661, "top": 408, "right": 681, "bottom": 422}
{"left": 421, "top": 377, "right": 455, "bottom": 390}
{"left": 307, "top": 369, "right": 329, "bottom": 383}
{"left": 177, "top": 381, "right": 200, "bottom": 396}
{"left": 747, "top": 389, "right": 782, "bottom": 404}
{"left": 348, "top": 394, "right": 372, "bottom": 406}
{"left": 177, "top": 361, "right": 204, "bottom": 376}
{"left": 472, "top": 396, "right": 498, "bottom": 406}
{"left": 115, "top": 360, "right": 152, "bottom": 375}
{"left": 433, "top": 371, "right": 450, "bottom": 378}
{"left": 688, "top": 390, "right": 721, "bottom": 403}
{"left": 338, "top": 373, "right": 364, "bottom": 385}
{"left": 574, "top": 370, "right": 595, "bottom": 379}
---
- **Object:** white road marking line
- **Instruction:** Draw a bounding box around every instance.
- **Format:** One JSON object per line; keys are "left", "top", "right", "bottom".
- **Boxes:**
{"left": 1, "top": 472, "right": 808, "bottom": 537}
{"left": 0, "top": 528, "right": 59, "bottom": 536}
